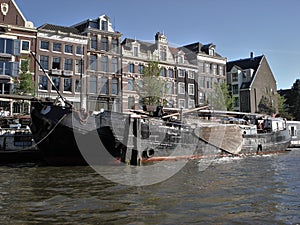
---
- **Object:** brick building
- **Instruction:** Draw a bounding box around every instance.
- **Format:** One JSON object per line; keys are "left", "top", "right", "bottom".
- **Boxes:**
{"left": 0, "top": 0, "right": 36, "bottom": 114}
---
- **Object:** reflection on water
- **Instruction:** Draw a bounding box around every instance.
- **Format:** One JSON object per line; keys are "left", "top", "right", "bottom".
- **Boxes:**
{"left": 0, "top": 150, "right": 299, "bottom": 224}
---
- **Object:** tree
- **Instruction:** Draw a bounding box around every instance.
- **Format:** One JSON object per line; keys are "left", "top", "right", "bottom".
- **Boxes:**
{"left": 290, "top": 79, "right": 300, "bottom": 120}
{"left": 136, "top": 61, "right": 169, "bottom": 108}
{"left": 14, "top": 59, "right": 34, "bottom": 95}
{"left": 277, "top": 93, "right": 293, "bottom": 119}
{"left": 209, "top": 82, "right": 233, "bottom": 111}
{"left": 258, "top": 95, "right": 275, "bottom": 115}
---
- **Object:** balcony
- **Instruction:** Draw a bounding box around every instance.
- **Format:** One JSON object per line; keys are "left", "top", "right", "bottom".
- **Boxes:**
{"left": 50, "top": 69, "right": 62, "bottom": 75}
{"left": 63, "top": 70, "right": 73, "bottom": 76}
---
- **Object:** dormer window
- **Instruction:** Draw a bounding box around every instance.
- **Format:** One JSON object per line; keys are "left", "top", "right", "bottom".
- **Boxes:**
{"left": 101, "top": 20, "right": 108, "bottom": 31}
{"left": 209, "top": 48, "right": 214, "bottom": 56}
{"left": 160, "top": 46, "right": 167, "bottom": 61}
{"left": 133, "top": 47, "right": 138, "bottom": 57}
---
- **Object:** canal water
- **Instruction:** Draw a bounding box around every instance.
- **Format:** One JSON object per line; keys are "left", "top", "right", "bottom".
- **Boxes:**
{"left": 0, "top": 149, "right": 299, "bottom": 224}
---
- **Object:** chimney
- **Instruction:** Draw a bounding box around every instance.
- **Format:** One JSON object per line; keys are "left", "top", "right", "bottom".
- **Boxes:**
{"left": 250, "top": 52, "right": 254, "bottom": 59}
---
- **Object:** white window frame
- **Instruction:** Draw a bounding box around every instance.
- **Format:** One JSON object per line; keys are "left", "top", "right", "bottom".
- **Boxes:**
{"left": 188, "top": 83, "right": 194, "bottom": 95}
{"left": 21, "top": 40, "right": 30, "bottom": 52}
{"left": 178, "top": 82, "right": 185, "bottom": 94}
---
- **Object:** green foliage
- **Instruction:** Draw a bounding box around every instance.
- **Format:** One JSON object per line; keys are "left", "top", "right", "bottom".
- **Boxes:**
{"left": 290, "top": 79, "right": 300, "bottom": 120}
{"left": 277, "top": 93, "right": 293, "bottom": 119}
{"left": 136, "top": 61, "right": 169, "bottom": 107}
{"left": 209, "top": 82, "right": 233, "bottom": 110}
{"left": 15, "top": 59, "right": 34, "bottom": 95}
{"left": 258, "top": 95, "right": 275, "bottom": 115}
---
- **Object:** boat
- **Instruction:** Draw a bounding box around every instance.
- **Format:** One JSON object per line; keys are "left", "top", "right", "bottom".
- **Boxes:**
{"left": 286, "top": 121, "right": 300, "bottom": 148}
{"left": 29, "top": 52, "right": 291, "bottom": 166}
{"left": 0, "top": 115, "right": 41, "bottom": 165}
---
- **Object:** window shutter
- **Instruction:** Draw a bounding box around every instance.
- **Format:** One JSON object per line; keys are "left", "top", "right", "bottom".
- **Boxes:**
{"left": 13, "top": 40, "right": 21, "bottom": 56}
{"left": 10, "top": 62, "right": 19, "bottom": 77}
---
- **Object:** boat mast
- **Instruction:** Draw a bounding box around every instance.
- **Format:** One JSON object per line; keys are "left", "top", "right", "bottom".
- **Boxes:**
{"left": 80, "top": 46, "right": 87, "bottom": 111}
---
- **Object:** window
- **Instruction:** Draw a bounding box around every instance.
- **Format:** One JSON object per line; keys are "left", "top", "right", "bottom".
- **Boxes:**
{"left": 0, "top": 61, "right": 18, "bottom": 77}
{"left": 199, "top": 77, "right": 205, "bottom": 88}
{"left": 188, "top": 71, "right": 195, "bottom": 79}
{"left": 234, "top": 97, "right": 239, "bottom": 107}
{"left": 160, "top": 46, "right": 167, "bottom": 61}
{"left": 21, "top": 40, "right": 30, "bottom": 52}
{"left": 75, "top": 79, "right": 80, "bottom": 92}
{"left": 188, "top": 100, "right": 195, "bottom": 109}
{"left": 40, "top": 41, "right": 49, "bottom": 50}
{"left": 212, "top": 64, "right": 217, "bottom": 75}
{"left": 128, "top": 97, "right": 135, "bottom": 110}
{"left": 209, "top": 48, "right": 214, "bottom": 56}
{"left": 52, "top": 57, "right": 61, "bottom": 69}
{"left": 138, "top": 64, "right": 144, "bottom": 74}
{"left": 89, "top": 55, "right": 97, "bottom": 70}
{"left": 51, "top": 77, "right": 60, "bottom": 91}
{"left": 76, "top": 46, "right": 83, "bottom": 55}
{"left": 40, "top": 55, "right": 49, "bottom": 70}
{"left": 101, "top": 20, "right": 108, "bottom": 31}
{"left": 218, "top": 65, "right": 224, "bottom": 76}
{"left": 112, "top": 78, "right": 118, "bottom": 95}
{"left": 133, "top": 47, "right": 138, "bottom": 57}
{"left": 168, "top": 69, "right": 173, "bottom": 78}
{"left": 75, "top": 59, "right": 83, "bottom": 74}
{"left": 64, "top": 58, "right": 73, "bottom": 71}
{"left": 64, "top": 78, "right": 72, "bottom": 92}
{"left": 205, "top": 63, "right": 210, "bottom": 73}
{"left": 167, "top": 82, "right": 173, "bottom": 94}
{"left": 111, "top": 57, "right": 118, "bottom": 73}
{"left": 128, "top": 78, "right": 134, "bottom": 91}
{"left": 178, "top": 99, "right": 185, "bottom": 108}
{"left": 100, "top": 77, "right": 108, "bottom": 94}
{"left": 178, "top": 69, "right": 185, "bottom": 78}
{"left": 160, "top": 67, "right": 166, "bottom": 77}
{"left": 199, "top": 92, "right": 205, "bottom": 104}
{"left": 90, "top": 36, "right": 97, "bottom": 50}
{"left": 200, "top": 62, "right": 205, "bottom": 73}
{"left": 206, "top": 78, "right": 211, "bottom": 89}
{"left": 100, "top": 37, "right": 108, "bottom": 51}
{"left": 128, "top": 63, "right": 134, "bottom": 73}
{"left": 64, "top": 45, "right": 73, "bottom": 54}
{"left": 188, "top": 84, "right": 194, "bottom": 95}
{"left": 101, "top": 56, "right": 108, "bottom": 72}
{"left": 232, "top": 84, "right": 239, "bottom": 94}
{"left": 232, "top": 73, "right": 238, "bottom": 82}
{"left": 111, "top": 39, "right": 118, "bottom": 53}
{"left": 53, "top": 43, "right": 61, "bottom": 52}
{"left": 0, "top": 38, "right": 20, "bottom": 55}
{"left": 89, "top": 76, "right": 97, "bottom": 94}
{"left": 178, "top": 55, "right": 184, "bottom": 64}
{"left": 39, "top": 75, "right": 48, "bottom": 90}
{"left": 178, "top": 82, "right": 185, "bottom": 94}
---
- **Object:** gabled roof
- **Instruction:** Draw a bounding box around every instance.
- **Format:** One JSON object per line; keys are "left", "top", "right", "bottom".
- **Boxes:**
{"left": 226, "top": 55, "right": 264, "bottom": 73}
{"left": 227, "top": 55, "right": 265, "bottom": 90}
{"left": 38, "top": 24, "right": 81, "bottom": 35}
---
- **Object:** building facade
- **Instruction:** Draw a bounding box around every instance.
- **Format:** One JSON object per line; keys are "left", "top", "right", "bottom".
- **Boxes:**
{"left": 121, "top": 32, "right": 198, "bottom": 112}
{"left": 36, "top": 24, "right": 88, "bottom": 109}
{"left": 227, "top": 53, "right": 278, "bottom": 113}
{"left": 0, "top": 0, "right": 36, "bottom": 114}
{"left": 183, "top": 42, "right": 227, "bottom": 107}
{"left": 72, "top": 15, "right": 123, "bottom": 112}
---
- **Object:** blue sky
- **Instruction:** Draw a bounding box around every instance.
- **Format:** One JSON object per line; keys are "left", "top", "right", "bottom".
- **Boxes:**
{"left": 15, "top": 0, "right": 300, "bottom": 90}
